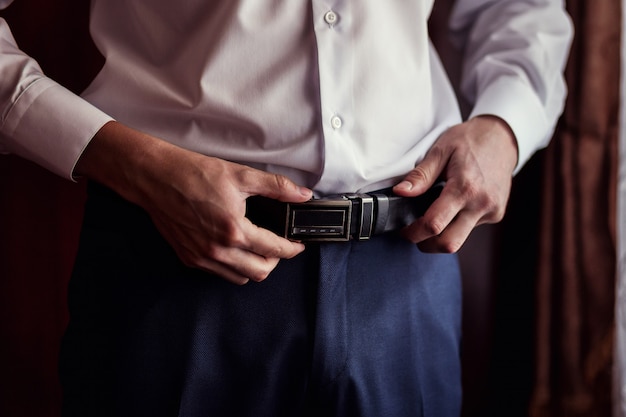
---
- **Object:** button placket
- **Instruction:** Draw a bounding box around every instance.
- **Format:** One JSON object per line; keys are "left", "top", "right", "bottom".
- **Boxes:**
{"left": 326, "top": 9, "right": 342, "bottom": 132}
{"left": 312, "top": 2, "right": 356, "bottom": 191}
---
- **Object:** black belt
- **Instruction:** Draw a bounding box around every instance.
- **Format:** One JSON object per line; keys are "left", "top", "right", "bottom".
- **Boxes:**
{"left": 246, "top": 182, "right": 444, "bottom": 242}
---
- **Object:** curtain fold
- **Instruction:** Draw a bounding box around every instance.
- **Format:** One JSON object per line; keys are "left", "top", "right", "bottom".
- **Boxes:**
{"left": 615, "top": 0, "right": 626, "bottom": 413}
{"left": 530, "top": 1, "right": 621, "bottom": 416}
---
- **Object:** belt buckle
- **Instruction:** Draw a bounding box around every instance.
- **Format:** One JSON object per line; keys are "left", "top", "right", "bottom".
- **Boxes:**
{"left": 285, "top": 194, "right": 375, "bottom": 242}
{"left": 286, "top": 199, "right": 352, "bottom": 241}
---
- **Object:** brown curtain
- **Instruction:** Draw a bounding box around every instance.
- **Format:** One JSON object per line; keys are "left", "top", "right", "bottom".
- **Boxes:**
{"left": 530, "top": 1, "right": 621, "bottom": 416}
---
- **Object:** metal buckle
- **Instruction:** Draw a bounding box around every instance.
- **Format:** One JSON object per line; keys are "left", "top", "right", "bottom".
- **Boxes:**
{"left": 286, "top": 194, "right": 375, "bottom": 242}
{"left": 286, "top": 198, "right": 352, "bottom": 241}
{"left": 343, "top": 194, "right": 374, "bottom": 240}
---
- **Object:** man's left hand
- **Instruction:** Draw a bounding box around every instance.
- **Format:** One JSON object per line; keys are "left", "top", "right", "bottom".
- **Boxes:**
{"left": 393, "top": 115, "right": 519, "bottom": 253}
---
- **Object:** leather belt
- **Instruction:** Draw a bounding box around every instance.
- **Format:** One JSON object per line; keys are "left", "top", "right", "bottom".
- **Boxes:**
{"left": 246, "top": 182, "right": 444, "bottom": 242}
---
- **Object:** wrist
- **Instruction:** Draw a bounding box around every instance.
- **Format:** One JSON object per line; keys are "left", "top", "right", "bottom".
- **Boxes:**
{"left": 74, "top": 121, "right": 170, "bottom": 202}
{"left": 471, "top": 115, "right": 519, "bottom": 173}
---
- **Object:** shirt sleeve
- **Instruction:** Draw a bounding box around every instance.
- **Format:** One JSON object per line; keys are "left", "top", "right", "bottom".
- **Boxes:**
{"left": 0, "top": 16, "right": 113, "bottom": 180}
{"left": 449, "top": 0, "right": 573, "bottom": 173}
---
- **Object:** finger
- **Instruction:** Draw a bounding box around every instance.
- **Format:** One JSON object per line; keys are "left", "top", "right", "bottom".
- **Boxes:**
{"left": 152, "top": 216, "right": 270, "bottom": 284}
{"left": 195, "top": 260, "right": 251, "bottom": 286}
{"left": 170, "top": 226, "right": 285, "bottom": 283}
{"left": 237, "top": 217, "right": 307, "bottom": 261}
{"left": 401, "top": 188, "right": 463, "bottom": 243}
{"left": 394, "top": 146, "right": 446, "bottom": 197}
{"left": 245, "top": 224, "right": 306, "bottom": 259}
{"left": 417, "top": 211, "right": 479, "bottom": 254}
{"left": 194, "top": 248, "right": 281, "bottom": 284}
{"left": 239, "top": 169, "right": 312, "bottom": 202}
{"left": 206, "top": 221, "right": 305, "bottom": 281}
{"left": 157, "top": 230, "right": 254, "bottom": 285}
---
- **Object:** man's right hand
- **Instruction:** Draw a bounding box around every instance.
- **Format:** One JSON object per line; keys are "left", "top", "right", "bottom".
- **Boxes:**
{"left": 75, "top": 121, "right": 313, "bottom": 285}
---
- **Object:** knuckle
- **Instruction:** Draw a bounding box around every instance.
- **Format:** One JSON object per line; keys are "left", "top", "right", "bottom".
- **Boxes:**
{"left": 422, "top": 218, "right": 446, "bottom": 237}
{"left": 439, "top": 239, "right": 463, "bottom": 254}
{"left": 265, "top": 244, "right": 285, "bottom": 259}
{"left": 476, "top": 191, "right": 506, "bottom": 224}
{"left": 249, "top": 269, "right": 271, "bottom": 283}
{"left": 236, "top": 166, "right": 257, "bottom": 185}
{"left": 481, "top": 191, "right": 500, "bottom": 211}
{"left": 202, "top": 243, "right": 222, "bottom": 262}
{"left": 228, "top": 228, "right": 247, "bottom": 247}
{"left": 250, "top": 258, "right": 281, "bottom": 282}
{"left": 456, "top": 181, "right": 503, "bottom": 216}
{"left": 489, "top": 206, "right": 506, "bottom": 223}
{"left": 407, "top": 166, "right": 429, "bottom": 183}
{"left": 456, "top": 180, "right": 480, "bottom": 201}
{"left": 218, "top": 220, "right": 247, "bottom": 247}
{"left": 421, "top": 237, "right": 462, "bottom": 254}
{"left": 273, "top": 174, "right": 292, "bottom": 190}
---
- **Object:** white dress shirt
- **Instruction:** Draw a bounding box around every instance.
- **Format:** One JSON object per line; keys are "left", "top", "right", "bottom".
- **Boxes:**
{"left": 0, "top": 0, "right": 572, "bottom": 195}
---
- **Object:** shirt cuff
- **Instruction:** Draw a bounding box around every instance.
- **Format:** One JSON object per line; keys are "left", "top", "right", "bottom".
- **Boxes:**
{"left": 468, "top": 76, "right": 552, "bottom": 175}
{"left": 1, "top": 77, "right": 113, "bottom": 181}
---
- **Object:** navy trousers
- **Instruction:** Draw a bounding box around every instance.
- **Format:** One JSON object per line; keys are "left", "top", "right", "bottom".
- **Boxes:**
{"left": 59, "top": 183, "right": 462, "bottom": 417}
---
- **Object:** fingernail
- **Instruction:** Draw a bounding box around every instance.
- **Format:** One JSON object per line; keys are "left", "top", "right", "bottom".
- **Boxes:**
{"left": 395, "top": 181, "right": 413, "bottom": 191}
{"left": 298, "top": 187, "right": 313, "bottom": 197}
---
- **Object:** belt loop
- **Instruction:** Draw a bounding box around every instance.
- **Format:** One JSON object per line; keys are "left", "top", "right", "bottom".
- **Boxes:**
{"left": 371, "top": 193, "right": 389, "bottom": 235}
{"left": 343, "top": 194, "right": 374, "bottom": 240}
{"left": 357, "top": 195, "right": 374, "bottom": 240}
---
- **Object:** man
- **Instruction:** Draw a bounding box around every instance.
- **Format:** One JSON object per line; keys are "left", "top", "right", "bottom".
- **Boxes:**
{"left": 0, "top": 0, "right": 572, "bottom": 416}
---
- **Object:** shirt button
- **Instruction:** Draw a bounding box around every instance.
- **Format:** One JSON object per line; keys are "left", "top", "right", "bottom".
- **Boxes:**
{"left": 324, "top": 10, "right": 338, "bottom": 26}
{"left": 330, "top": 115, "right": 343, "bottom": 129}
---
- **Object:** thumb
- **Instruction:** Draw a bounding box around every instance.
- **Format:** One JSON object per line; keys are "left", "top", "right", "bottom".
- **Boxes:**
{"left": 246, "top": 171, "right": 313, "bottom": 203}
{"left": 393, "top": 149, "right": 444, "bottom": 197}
